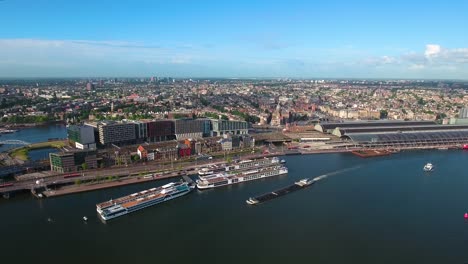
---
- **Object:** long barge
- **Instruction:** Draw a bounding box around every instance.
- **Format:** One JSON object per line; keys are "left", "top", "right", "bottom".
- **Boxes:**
{"left": 196, "top": 165, "right": 288, "bottom": 189}
{"left": 246, "top": 178, "right": 314, "bottom": 205}
{"left": 96, "top": 180, "right": 193, "bottom": 221}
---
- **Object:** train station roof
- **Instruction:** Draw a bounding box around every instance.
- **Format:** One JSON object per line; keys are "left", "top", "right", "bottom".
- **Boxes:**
{"left": 315, "top": 120, "right": 436, "bottom": 133}
{"left": 333, "top": 125, "right": 468, "bottom": 137}
{"left": 346, "top": 129, "right": 468, "bottom": 144}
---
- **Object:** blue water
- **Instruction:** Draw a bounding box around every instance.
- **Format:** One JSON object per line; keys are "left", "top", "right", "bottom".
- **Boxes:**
{"left": 0, "top": 124, "right": 67, "bottom": 152}
{"left": 1, "top": 150, "right": 468, "bottom": 263}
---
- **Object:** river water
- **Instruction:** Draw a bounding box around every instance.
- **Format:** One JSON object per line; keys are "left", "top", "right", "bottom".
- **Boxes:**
{"left": 1, "top": 150, "right": 468, "bottom": 263}
{"left": 0, "top": 124, "right": 67, "bottom": 159}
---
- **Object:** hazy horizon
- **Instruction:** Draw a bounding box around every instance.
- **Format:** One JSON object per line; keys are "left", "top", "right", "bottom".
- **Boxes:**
{"left": 1, "top": 0, "right": 467, "bottom": 79}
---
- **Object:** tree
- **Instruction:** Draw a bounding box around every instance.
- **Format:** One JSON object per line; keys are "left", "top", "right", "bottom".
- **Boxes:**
{"left": 417, "top": 98, "right": 425, "bottom": 105}
{"left": 380, "top": 110, "right": 388, "bottom": 119}
{"left": 132, "top": 155, "right": 140, "bottom": 162}
{"left": 81, "top": 163, "right": 88, "bottom": 170}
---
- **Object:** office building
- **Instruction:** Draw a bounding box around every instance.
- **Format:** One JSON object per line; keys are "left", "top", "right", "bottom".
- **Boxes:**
{"left": 96, "top": 121, "right": 136, "bottom": 146}
{"left": 67, "top": 124, "right": 96, "bottom": 149}
{"left": 174, "top": 119, "right": 208, "bottom": 140}
{"left": 50, "top": 150, "right": 97, "bottom": 173}
{"left": 210, "top": 119, "right": 248, "bottom": 136}
{"left": 146, "top": 120, "right": 175, "bottom": 142}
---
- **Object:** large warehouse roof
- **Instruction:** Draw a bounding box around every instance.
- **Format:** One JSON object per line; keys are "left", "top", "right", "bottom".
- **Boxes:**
{"left": 315, "top": 120, "right": 436, "bottom": 133}
{"left": 333, "top": 125, "right": 468, "bottom": 137}
{"left": 346, "top": 130, "right": 468, "bottom": 144}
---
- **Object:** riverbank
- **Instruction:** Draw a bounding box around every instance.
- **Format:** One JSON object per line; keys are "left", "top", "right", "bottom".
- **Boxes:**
{"left": 9, "top": 140, "right": 67, "bottom": 161}
{"left": 0, "top": 120, "right": 65, "bottom": 129}
{"left": 43, "top": 173, "right": 180, "bottom": 197}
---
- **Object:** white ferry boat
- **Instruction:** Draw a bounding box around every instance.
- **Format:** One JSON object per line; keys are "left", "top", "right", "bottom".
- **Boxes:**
{"left": 196, "top": 165, "right": 288, "bottom": 189}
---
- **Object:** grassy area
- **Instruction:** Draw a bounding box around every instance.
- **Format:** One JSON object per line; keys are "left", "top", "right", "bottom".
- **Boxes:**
{"left": 9, "top": 140, "right": 67, "bottom": 161}
{"left": 28, "top": 140, "right": 67, "bottom": 150}
{"left": 11, "top": 148, "right": 29, "bottom": 161}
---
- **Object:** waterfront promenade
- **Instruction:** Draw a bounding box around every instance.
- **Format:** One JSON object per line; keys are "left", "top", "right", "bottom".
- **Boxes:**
{"left": 1, "top": 142, "right": 463, "bottom": 198}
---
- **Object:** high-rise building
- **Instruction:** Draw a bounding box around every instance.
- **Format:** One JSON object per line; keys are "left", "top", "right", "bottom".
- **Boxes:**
{"left": 146, "top": 120, "right": 175, "bottom": 142}
{"left": 174, "top": 119, "right": 208, "bottom": 140}
{"left": 96, "top": 121, "right": 136, "bottom": 146}
{"left": 210, "top": 119, "right": 248, "bottom": 136}
{"left": 50, "top": 150, "right": 97, "bottom": 173}
{"left": 86, "top": 82, "right": 94, "bottom": 91}
{"left": 67, "top": 125, "right": 96, "bottom": 149}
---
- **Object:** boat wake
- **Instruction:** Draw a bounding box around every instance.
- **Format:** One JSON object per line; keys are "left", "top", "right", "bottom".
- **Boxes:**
{"left": 312, "top": 166, "right": 361, "bottom": 183}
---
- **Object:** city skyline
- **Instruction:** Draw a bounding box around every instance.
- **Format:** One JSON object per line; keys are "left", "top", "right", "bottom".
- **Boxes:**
{"left": 1, "top": 0, "right": 467, "bottom": 79}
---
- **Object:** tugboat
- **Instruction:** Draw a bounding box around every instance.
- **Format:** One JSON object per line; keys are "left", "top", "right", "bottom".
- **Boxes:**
{"left": 246, "top": 197, "right": 259, "bottom": 205}
{"left": 423, "top": 163, "right": 434, "bottom": 172}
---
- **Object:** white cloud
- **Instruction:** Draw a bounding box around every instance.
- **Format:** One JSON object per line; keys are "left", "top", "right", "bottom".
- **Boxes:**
{"left": 409, "top": 64, "right": 425, "bottom": 70}
{"left": 0, "top": 39, "right": 198, "bottom": 66}
{"left": 424, "top": 44, "right": 441, "bottom": 59}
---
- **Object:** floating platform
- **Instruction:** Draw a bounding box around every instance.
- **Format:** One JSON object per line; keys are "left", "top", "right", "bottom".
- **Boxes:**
{"left": 246, "top": 178, "right": 314, "bottom": 205}
{"left": 352, "top": 149, "right": 392, "bottom": 158}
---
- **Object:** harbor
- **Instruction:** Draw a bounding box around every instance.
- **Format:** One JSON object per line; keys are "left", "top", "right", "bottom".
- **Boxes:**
{"left": 1, "top": 151, "right": 468, "bottom": 263}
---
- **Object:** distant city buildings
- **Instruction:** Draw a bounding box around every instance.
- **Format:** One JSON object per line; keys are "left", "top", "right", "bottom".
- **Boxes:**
{"left": 86, "top": 82, "right": 94, "bottom": 91}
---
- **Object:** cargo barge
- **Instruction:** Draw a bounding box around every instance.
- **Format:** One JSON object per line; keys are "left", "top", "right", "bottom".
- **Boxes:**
{"left": 246, "top": 178, "right": 314, "bottom": 205}
{"left": 96, "top": 180, "right": 194, "bottom": 221}
{"left": 352, "top": 149, "right": 392, "bottom": 158}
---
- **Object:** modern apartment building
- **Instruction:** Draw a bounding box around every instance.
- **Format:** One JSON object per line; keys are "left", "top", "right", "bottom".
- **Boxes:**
{"left": 96, "top": 121, "right": 136, "bottom": 146}
{"left": 210, "top": 119, "right": 248, "bottom": 136}
{"left": 67, "top": 124, "right": 96, "bottom": 149}
{"left": 49, "top": 150, "right": 98, "bottom": 173}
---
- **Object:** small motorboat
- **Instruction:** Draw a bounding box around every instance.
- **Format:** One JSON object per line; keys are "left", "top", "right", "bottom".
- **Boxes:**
{"left": 83, "top": 216, "right": 88, "bottom": 221}
{"left": 423, "top": 163, "right": 434, "bottom": 172}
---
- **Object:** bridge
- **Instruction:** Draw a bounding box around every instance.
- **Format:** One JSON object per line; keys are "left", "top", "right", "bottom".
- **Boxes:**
{"left": 0, "top": 140, "right": 31, "bottom": 145}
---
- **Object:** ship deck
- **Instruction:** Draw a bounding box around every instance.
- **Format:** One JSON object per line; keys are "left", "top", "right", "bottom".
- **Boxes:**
{"left": 96, "top": 182, "right": 184, "bottom": 209}
{"left": 250, "top": 180, "right": 314, "bottom": 204}
{"left": 200, "top": 166, "right": 283, "bottom": 184}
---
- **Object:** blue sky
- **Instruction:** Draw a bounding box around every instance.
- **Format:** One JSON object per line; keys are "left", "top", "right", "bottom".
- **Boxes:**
{"left": 0, "top": 0, "right": 467, "bottom": 79}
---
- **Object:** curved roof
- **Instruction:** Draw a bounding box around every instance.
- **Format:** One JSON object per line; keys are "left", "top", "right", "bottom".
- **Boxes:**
{"left": 315, "top": 120, "right": 435, "bottom": 133}
{"left": 334, "top": 125, "right": 468, "bottom": 137}
{"left": 347, "top": 130, "right": 468, "bottom": 143}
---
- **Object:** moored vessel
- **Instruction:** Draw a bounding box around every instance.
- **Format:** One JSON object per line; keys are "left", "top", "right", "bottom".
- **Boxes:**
{"left": 196, "top": 165, "right": 288, "bottom": 189}
{"left": 96, "top": 181, "right": 193, "bottom": 221}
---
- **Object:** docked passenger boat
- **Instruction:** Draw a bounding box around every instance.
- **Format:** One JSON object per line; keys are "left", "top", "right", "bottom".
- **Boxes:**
{"left": 96, "top": 181, "right": 193, "bottom": 221}
{"left": 224, "top": 157, "right": 281, "bottom": 172}
{"left": 196, "top": 165, "right": 288, "bottom": 189}
{"left": 198, "top": 168, "right": 214, "bottom": 176}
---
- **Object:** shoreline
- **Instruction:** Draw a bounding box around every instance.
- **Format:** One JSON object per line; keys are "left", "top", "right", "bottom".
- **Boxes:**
{"left": 0, "top": 120, "right": 65, "bottom": 129}
{"left": 2, "top": 144, "right": 464, "bottom": 198}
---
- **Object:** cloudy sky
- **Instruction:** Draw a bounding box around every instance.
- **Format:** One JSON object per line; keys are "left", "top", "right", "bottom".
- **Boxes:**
{"left": 0, "top": 0, "right": 467, "bottom": 79}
